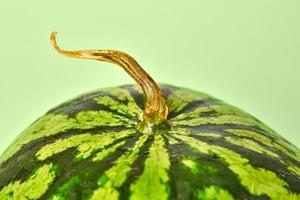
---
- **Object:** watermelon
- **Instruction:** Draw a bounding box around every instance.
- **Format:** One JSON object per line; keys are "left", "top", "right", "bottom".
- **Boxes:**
{"left": 0, "top": 33, "right": 299, "bottom": 200}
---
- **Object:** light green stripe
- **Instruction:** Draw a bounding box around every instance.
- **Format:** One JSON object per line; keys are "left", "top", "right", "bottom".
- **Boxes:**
{"left": 197, "top": 185, "right": 234, "bottom": 200}
{"left": 164, "top": 134, "right": 179, "bottom": 145}
{"left": 171, "top": 128, "right": 222, "bottom": 138}
{"left": 48, "top": 175, "right": 80, "bottom": 200}
{"left": 226, "top": 129, "right": 300, "bottom": 179}
{"left": 174, "top": 134, "right": 300, "bottom": 200}
{"left": 93, "top": 140, "right": 126, "bottom": 162}
{"left": 0, "top": 110, "right": 134, "bottom": 164}
{"left": 36, "top": 130, "right": 135, "bottom": 161}
{"left": 226, "top": 129, "right": 300, "bottom": 162}
{"left": 211, "top": 104, "right": 250, "bottom": 118}
{"left": 129, "top": 134, "right": 170, "bottom": 200}
{"left": 175, "top": 128, "right": 299, "bottom": 160}
{"left": 95, "top": 88, "right": 142, "bottom": 119}
{"left": 288, "top": 165, "right": 300, "bottom": 178}
{"left": 166, "top": 89, "right": 207, "bottom": 113}
{"left": 172, "top": 127, "right": 279, "bottom": 160}
{"left": 172, "top": 106, "right": 212, "bottom": 120}
{"left": 172, "top": 115, "right": 258, "bottom": 127}
{"left": 0, "top": 114, "right": 74, "bottom": 164}
{"left": 90, "top": 134, "right": 149, "bottom": 200}
{"left": 224, "top": 136, "right": 279, "bottom": 158}
{"left": 75, "top": 110, "right": 134, "bottom": 128}
{"left": 132, "top": 84, "right": 143, "bottom": 94}
{"left": 194, "top": 133, "right": 222, "bottom": 138}
{"left": 182, "top": 159, "right": 199, "bottom": 174}
{"left": 171, "top": 115, "right": 275, "bottom": 136}
{"left": 50, "top": 196, "right": 61, "bottom": 200}
{"left": 173, "top": 104, "right": 251, "bottom": 121}
{"left": 171, "top": 107, "right": 212, "bottom": 121}
{"left": 0, "top": 163, "right": 56, "bottom": 200}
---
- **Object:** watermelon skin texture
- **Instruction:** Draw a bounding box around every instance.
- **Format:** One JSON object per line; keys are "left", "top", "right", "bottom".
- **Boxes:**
{"left": 0, "top": 84, "right": 299, "bottom": 200}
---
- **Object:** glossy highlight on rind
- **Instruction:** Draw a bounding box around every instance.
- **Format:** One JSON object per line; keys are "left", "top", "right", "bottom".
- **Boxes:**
{"left": 0, "top": 84, "right": 299, "bottom": 200}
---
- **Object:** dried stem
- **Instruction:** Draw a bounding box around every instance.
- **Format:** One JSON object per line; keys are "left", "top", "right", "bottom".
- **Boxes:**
{"left": 50, "top": 32, "right": 168, "bottom": 126}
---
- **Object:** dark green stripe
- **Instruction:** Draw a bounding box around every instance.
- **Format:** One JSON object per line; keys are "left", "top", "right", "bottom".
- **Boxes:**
{"left": 167, "top": 99, "right": 210, "bottom": 120}
{"left": 160, "top": 84, "right": 177, "bottom": 100}
{"left": 93, "top": 87, "right": 142, "bottom": 120}
{"left": 0, "top": 110, "right": 134, "bottom": 164}
{"left": 122, "top": 85, "right": 145, "bottom": 110}
{"left": 171, "top": 114, "right": 276, "bottom": 136}
{"left": 181, "top": 127, "right": 300, "bottom": 167}
{"left": 0, "top": 126, "right": 129, "bottom": 189}
{"left": 96, "top": 94, "right": 140, "bottom": 119}
{"left": 36, "top": 130, "right": 135, "bottom": 161}
{"left": 173, "top": 134, "right": 300, "bottom": 199}
{"left": 48, "top": 87, "right": 141, "bottom": 121}
{"left": 40, "top": 134, "right": 140, "bottom": 199}
{"left": 182, "top": 133, "right": 300, "bottom": 193}
{"left": 175, "top": 123, "right": 278, "bottom": 144}
{"left": 0, "top": 163, "right": 56, "bottom": 199}
{"left": 90, "top": 134, "right": 149, "bottom": 200}
{"left": 129, "top": 134, "right": 170, "bottom": 200}
{"left": 46, "top": 90, "right": 109, "bottom": 116}
{"left": 223, "top": 129, "right": 300, "bottom": 166}
{"left": 166, "top": 136, "right": 259, "bottom": 199}
{"left": 175, "top": 124, "right": 300, "bottom": 167}
{"left": 117, "top": 135, "right": 154, "bottom": 200}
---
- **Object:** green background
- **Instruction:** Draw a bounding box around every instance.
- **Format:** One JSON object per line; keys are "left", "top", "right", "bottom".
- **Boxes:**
{"left": 0, "top": 1, "right": 299, "bottom": 155}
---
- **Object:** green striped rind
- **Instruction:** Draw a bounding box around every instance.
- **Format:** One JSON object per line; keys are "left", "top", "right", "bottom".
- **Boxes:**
{"left": 129, "top": 134, "right": 170, "bottom": 200}
{"left": 225, "top": 129, "right": 300, "bottom": 162}
{"left": 90, "top": 134, "right": 148, "bottom": 200}
{"left": 224, "top": 136, "right": 279, "bottom": 158}
{"left": 49, "top": 175, "right": 81, "bottom": 200}
{"left": 173, "top": 133, "right": 300, "bottom": 199}
{"left": 0, "top": 163, "right": 56, "bottom": 200}
{"left": 289, "top": 165, "right": 300, "bottom": 177}
{"left": 197, "top": 185, "right": 234, "bottom": 200}
{"left": 0, "top": 84, "right": 299, "bottom": 199}
{"left": 181, "top": 159, "right": 199, "bottom": 174}
{"left": 93, "top": 140, "right": 127, "bottom": 162}
{"left": 173, "top": 127, "right": 300, "bottom": 182}
{"left": 172, "top": 114, "right": 277, "bottom": 137}
{"left": 94, "top": 87, "right": 142, "bottom": 119}
{"left": 0, "top": 111, "right": 134, "bottom": 164}
{"left": 166, "top": 88, "right": 208, "bottom": 113}
{"left": 36, "top": 129, "right": 135, "bottom": 161}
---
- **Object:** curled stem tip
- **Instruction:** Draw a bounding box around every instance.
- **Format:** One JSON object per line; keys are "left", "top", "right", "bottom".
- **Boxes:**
{"left": 50, "top": 32, "right": 168, "bottom": 126}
